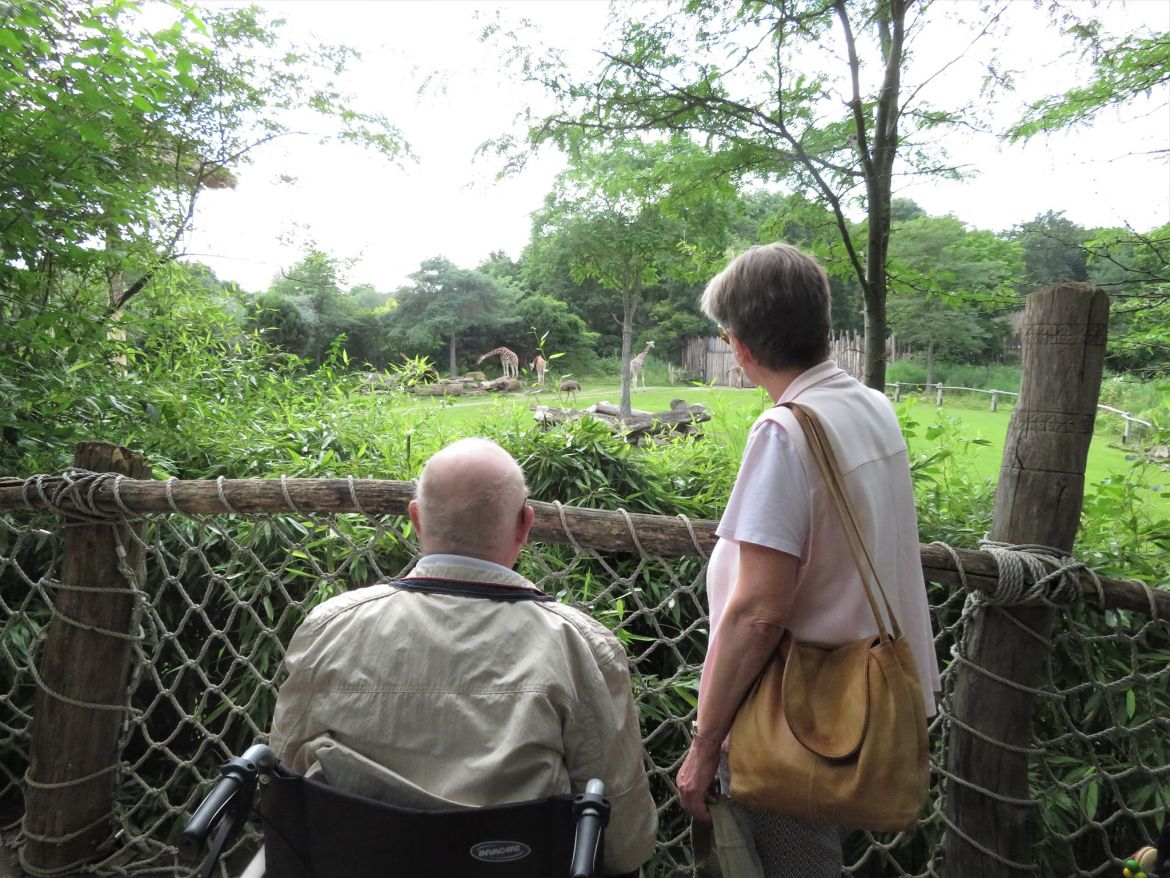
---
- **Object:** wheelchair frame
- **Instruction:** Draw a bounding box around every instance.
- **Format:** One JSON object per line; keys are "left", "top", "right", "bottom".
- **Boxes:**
{"left": 182, "top": 745, "right": 612, "bottom": 878}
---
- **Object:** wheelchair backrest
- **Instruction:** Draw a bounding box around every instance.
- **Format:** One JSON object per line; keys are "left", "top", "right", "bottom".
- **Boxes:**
{"left": 262, "top": 772, "right": 584, "bottom": 878}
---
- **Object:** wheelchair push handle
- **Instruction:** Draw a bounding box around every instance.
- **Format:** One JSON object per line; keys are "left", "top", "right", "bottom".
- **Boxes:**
{"left": 180, "top": 744, "right": 277, "bottom": 860}
{"left": 570, "top": 779, "right": 610, "bottom": 878}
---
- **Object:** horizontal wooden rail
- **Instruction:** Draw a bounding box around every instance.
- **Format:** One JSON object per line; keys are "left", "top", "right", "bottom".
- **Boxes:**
{"left": 887, "top": 382, "right": 1154, "bottom": 432}
{"left": 888, "top": 383, "right": 1019, "bottom": 397}
{"left": 2, "top": 476, "right": 1166, "bottom": 619}
{"left": 1097, "top": 403, "right": 1153, "bottom": 424}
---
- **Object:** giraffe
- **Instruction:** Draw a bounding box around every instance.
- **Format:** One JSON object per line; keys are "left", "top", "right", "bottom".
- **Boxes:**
{"left": 532, "top": 354, "right": 547, "bottom": 388}
{"left": 477, "top": 346, "right": 518, "bottom": 379}
{"left": 629, "top": 340, "right": 655, "bottom": 391}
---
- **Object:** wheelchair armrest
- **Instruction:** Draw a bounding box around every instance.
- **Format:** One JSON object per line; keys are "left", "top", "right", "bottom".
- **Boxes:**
{"left": 570, "top": 779, "right": 611, "bottom": 878}
{"left": 180, "top": 744, "right": 278, "bottom": 860}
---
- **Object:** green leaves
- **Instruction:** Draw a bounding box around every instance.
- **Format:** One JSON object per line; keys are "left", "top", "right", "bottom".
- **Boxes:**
{"left": 1, "top": 0, "right": 407, "bottom": 327}
{"left": 386, "top": 256, "right": 519, "bottom": 376}
{"left": 1011, "top": 29, "right": 1170, "bottom": 140}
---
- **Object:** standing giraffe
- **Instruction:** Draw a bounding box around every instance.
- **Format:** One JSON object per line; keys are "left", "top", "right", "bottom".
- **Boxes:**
{"left": 477, "top": 346, "right": 518, "bottom": 379}
{"left": 629, "top": 340, "right": 655, "bottom": 391}
{"left": 531, "top": 354, "right": 547, "bottom": 388}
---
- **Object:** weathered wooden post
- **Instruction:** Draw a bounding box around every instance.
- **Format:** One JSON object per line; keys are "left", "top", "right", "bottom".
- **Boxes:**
{"left": 935, "top": 383, "right": 944, "bottom": 407}
{"left": 1122, "top": 413, "right": 1132, "bottom": 445}
{"left": 24, "top": 443, "right": 149, "bottom": 875}
{"left": 893, "top": 382, "right": 902, "bottom": 402}
{"left": 990, "top": 389, "right": 999, "bottom": 412}
{"left": 944, "top": 284, "right": 1108, "bottom": 876}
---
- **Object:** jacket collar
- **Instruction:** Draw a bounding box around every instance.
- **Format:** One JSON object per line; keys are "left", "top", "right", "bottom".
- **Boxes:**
{"left": 408, "top": 554, "right": 543, "bottom": 594}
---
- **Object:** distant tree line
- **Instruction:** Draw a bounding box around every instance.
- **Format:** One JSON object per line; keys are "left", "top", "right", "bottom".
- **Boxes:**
{"left": 239, "top": 196, "right": 1169, "bottom": 382}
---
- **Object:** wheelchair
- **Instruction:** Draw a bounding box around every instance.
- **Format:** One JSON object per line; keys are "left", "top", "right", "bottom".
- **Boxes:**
{"left": 181, "top": 744, "right": 613, "bottom": 878}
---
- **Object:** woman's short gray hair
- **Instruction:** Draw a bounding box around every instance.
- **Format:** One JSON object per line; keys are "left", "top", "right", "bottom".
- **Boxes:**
{"left": 700, "top": 242, "right": 831, "bottom": 372}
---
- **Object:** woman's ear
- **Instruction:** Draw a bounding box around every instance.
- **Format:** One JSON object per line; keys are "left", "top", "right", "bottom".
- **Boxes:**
{"left": 729, "top": 331, "right": 755, "bottom": 366}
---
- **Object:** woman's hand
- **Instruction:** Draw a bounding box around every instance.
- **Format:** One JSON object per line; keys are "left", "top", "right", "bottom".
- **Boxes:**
{"left": 682, "top": 543, "right": 796, "bottom": 821}
{"left": 676, "top": 735, "right": 721, "bottom": 823}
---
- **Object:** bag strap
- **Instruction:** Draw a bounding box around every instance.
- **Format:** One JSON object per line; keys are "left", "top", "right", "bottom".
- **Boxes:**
{"left": 780, "top": 402, "right": 903, "bottom": 641}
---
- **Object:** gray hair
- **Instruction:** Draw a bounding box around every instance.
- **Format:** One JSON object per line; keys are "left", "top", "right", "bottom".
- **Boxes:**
{"left": 700, "top": 242, "right": 831, "bottom": 372}
{"left": 414, "top": 438, "right": 529, "bottom": 556}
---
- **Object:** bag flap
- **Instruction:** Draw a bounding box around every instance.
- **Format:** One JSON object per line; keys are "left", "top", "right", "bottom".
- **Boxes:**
{"left": 781, "top": 636, "right": 873, "bottom": 759}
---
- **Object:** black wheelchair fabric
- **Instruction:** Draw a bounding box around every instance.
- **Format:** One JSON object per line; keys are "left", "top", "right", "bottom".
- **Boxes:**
{"left": 261, "top": 773, "right": 581, "bottom": 878}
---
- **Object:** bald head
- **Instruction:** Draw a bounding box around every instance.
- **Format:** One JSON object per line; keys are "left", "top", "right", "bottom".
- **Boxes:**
{"left": 410, "top": 438, "right": 532, "bottom": 565}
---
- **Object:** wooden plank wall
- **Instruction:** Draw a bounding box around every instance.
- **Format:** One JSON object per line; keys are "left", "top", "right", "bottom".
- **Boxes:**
{"left": 680, "top": 332, "right": 901, "bottom": 385}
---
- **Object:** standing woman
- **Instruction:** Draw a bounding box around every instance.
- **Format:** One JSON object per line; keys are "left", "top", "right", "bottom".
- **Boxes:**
{"left": 676, "top": 244, "right": 940, "bottom": 875}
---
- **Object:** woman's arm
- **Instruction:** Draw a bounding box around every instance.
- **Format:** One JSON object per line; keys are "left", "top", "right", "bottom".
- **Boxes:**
{"left": 676, "top": 540, "right": 799, "bottom": 821}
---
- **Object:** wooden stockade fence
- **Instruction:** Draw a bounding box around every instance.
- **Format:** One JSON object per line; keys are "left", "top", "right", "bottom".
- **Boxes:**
{"left": 680, "top": 331, "right": 903, "bottom": 386}
{"left": 1, "top": 285, "right": 1168, "bottom": 877}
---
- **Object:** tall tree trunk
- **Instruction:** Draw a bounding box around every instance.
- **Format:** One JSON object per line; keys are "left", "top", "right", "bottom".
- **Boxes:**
{"left": 861, "top": 272, "right": 887, "bottom": 390}
{"left": 619, "top": 299, "right": 634, "bottom": 418}
{"left": 839, "top": 0, "right": 905, "bottom": 391}
{"left": 925, "top": 340, "right": 934, "bottom": 386}
{"left": 448, "top": 335, "right": 457, "bottom": 377}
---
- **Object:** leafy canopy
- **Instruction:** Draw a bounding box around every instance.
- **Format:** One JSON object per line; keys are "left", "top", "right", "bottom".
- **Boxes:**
{"left": 388, "top": 256, "right": 517, "bottom": 376}
{"left": 0, "top": 0, "right": 405, "bottom": 310}
{"left": 515, "top": 0, "right": 1015, "bottom": 388}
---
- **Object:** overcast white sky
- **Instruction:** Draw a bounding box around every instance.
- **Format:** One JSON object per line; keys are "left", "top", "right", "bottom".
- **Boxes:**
{"left": 182, "top": 0, "right": 1170, "bottom": 293}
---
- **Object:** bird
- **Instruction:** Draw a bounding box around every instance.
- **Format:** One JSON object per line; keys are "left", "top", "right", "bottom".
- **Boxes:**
{"left": 559, "top": 378, "right": 581, "bottom": 405}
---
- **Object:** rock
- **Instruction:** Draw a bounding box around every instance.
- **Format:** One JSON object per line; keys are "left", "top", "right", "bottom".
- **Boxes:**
{"left": 531, "top": 401, "right": 710, "bottom": 444}
{"left": 413, "top": 383, "right": 463, "bottom": 396}
{"left": 590, "top": 402, "right": 650, "bottom": 417}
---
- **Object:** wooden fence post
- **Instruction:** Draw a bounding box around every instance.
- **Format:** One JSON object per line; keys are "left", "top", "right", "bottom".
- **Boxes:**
{"left": 990, "top": 390, "right": 999, "bottom": 412}
{"left": 23, "top": 443, "right": 149, "bottom": 875}
{"left": 943, "top": 285, "right": 1108, "bottom": 876}
{"left": 935, "top": 383, "right": 944, "bottom": 406}
{"left": 893, "top": 382, "right": 902, "bottom": 402}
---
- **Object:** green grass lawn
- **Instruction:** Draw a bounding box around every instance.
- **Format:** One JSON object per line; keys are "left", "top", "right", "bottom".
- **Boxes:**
{"left": 383, "top": 381, "right": 1168, "bottom": 514}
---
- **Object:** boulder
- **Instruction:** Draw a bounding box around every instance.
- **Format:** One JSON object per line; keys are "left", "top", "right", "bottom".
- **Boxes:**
{"left": 484, "top": 377, "right": 523, "bottom": 393}
{"left": 413, "top": 382, "right": 463, "bottom": 397}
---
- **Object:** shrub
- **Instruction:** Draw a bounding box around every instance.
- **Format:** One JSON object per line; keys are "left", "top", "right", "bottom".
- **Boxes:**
{"left": 886, "top": 359, "right": 1021, "bottom": 392}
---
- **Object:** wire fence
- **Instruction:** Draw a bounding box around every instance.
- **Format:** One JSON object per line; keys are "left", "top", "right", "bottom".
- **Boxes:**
{"left": 887, "top": 382, "right": 1155, "bottom": 444}
{"left": 1, "top": 473, "right": 1168, "bottom": 877}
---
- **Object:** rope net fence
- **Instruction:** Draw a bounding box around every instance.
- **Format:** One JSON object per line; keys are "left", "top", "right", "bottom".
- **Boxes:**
{"left": 0, "top": 472, "right": 1167, "bottom": 877}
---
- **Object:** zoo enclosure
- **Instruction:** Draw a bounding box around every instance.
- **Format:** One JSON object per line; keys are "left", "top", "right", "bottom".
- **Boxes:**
{"left": 679, "top": 331, "right": 906, "bottom": 387}
{"left": 2, "top": 286, "right": 1168, "bottom": 878}
{"left": 683, "top": 334, "right": 1154, "bottom": 446}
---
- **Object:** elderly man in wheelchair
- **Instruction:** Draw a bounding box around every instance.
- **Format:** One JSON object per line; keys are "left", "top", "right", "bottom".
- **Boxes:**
{"left": 184, "top": 438, "right": 657, "bottom": 877}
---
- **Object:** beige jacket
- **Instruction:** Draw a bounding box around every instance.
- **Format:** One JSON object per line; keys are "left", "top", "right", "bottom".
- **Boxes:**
{"left": 268, "top": 554, "right": 658, "bottom": 874}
